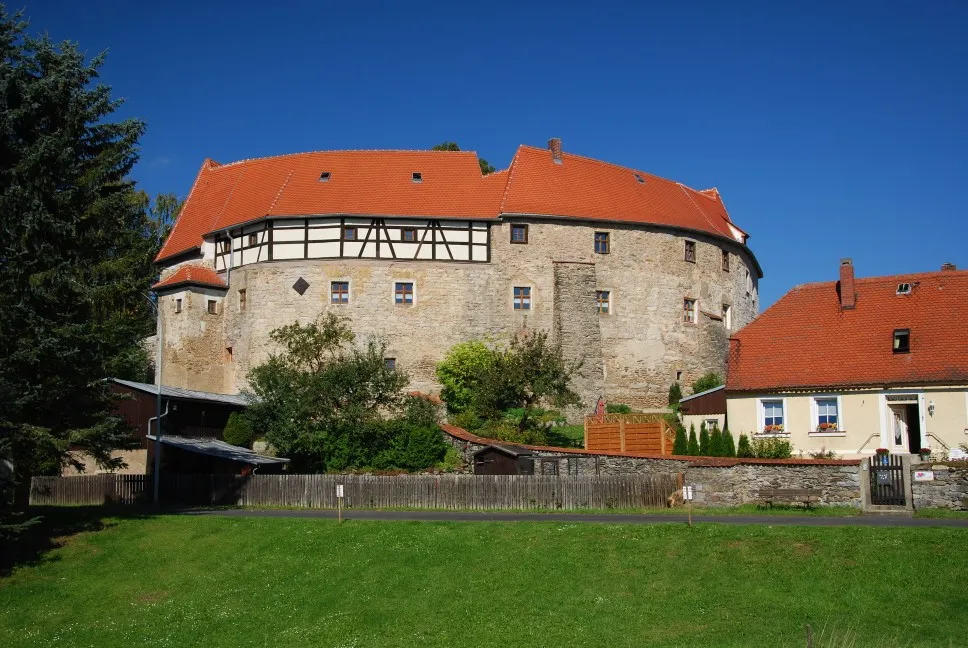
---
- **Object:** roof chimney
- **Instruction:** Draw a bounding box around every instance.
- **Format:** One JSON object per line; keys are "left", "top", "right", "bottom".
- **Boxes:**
{"left": 548, "top": 138, "right": 562, "bottom": 164}
{"left": 941, "top": 262, "right": 957, "bottom": 272}
{"left": 839, "top": 258, "right": 856, "bottom": 310}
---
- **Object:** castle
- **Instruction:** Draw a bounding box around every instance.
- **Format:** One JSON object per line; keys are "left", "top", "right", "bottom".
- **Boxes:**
{"left": 153, "top": 139, "right": 762, "bottom": 409}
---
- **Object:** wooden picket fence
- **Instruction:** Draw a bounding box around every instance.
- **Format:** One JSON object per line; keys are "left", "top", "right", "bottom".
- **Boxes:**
{"left": 30, "top": 473, "right": 682, "bottom": 510}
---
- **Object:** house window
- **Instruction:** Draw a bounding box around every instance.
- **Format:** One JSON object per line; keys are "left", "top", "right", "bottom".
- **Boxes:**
{"left": 207, "top": 299, "right": 217, "bottom": 315}
{"left": 394, "top": 282, "right": 414, "bottom": 305}
{"left": 342, "top": 226, "right": 357, "bottom": 241}
{"left": 705, "top": 419, "right": 720, "bottom": 431}
{"left": 683, "top": 298, "right": 696, "bottom": 324}
{"left": 893, "top": 329, "right": 910, "bottom": 353}
{"left": 384, "top": 357, "right": 396, "bottom": 370}
{"left": 402, "top": 228, "right": 417, "bottom": 242}
{"left": 331, "top": 281, "right": 349, "bottom": 305}
{"left": 722, "top": 304, "right": 731, "bottom": 330}
{"left": 174, "top": 298, "right": 182, "bottom": 313}
{"left": 247, "top": 233, "right": 257, "bottom": 247}
{"left": 238, "top": 289, "right": 247, "bottom": 312}
{"left": 722, "top": 250, "right": 730, "bottom": 272}
{"left": 513, "top": 286, "right": 531, "bottom": 310}
{"left": 596, "top": 290, "right": 610, "bottom": 314}
{"left": 510, "top": 224, "right": 528, "bottom": 244}
{"left": 816, "top": 398, "right": 839, "bottom": 431}
{"left": 319, "top": 171, "right": 331, "bottom": 182}
{"left": 411, "top": 172, "right": 422, "bottom": 183}
{"left": 594, "top": 232, "right": 610, "bottom": 254}
{"left": 762, "top": 400, "right": 784, "bottom": 432}
{"left": 684, "top": 240, "right": 696, "bottom": 263}
{"left": 221, "top": 240, "right": 230, "bottom": 254}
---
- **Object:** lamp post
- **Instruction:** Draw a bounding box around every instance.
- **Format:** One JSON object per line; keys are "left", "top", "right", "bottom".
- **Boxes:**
{"left": 146, "top": 293, "right": 163, "bottom": 504}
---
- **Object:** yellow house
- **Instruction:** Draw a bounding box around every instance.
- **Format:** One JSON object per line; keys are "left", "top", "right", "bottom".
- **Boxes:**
{"left": 726, "top": 260, "right": 968, "bottom": 459}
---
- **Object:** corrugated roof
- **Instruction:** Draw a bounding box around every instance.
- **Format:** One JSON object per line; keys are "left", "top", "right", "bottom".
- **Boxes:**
{"left": 679, "top": 384, "right": 725, "bottom": 402}
{"left": 147, "top": 434, "right": 288, "bottom": 465}
{"left": 111, "top": 378, "right": 249, "bottom": 406}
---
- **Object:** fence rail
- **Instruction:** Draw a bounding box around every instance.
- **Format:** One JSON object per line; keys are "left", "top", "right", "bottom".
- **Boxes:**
{"left": 30, "top": 473, "right": 683, "bottom": 510}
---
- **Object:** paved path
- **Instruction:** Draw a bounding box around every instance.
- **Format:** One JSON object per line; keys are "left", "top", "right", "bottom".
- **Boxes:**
{"left": 186, "top": 508, "right": 968, "bottom": 527}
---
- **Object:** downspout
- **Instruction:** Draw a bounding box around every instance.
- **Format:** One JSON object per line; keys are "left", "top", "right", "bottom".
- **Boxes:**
{"left": 227, "top": 231, "right": 234, "bottom": 286}
{"left": 147, "top": 400, "right": 170, "bottom": 443}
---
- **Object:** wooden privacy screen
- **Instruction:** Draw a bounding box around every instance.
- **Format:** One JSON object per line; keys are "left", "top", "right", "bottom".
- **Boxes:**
{"left": 584, "top": 414, "right": 676, "bottom": 455}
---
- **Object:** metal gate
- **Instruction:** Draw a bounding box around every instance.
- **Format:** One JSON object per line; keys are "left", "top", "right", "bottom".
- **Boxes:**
{"left": 869, "top": 454, "right": 906, "bottom": 506}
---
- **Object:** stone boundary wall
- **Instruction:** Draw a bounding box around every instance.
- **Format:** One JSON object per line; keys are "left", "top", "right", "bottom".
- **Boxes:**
{"left": 911, "top": 461, "right": 968, "bottom": 510}
{"left": 441, "top": 425, "right": 863, "bottom": 507}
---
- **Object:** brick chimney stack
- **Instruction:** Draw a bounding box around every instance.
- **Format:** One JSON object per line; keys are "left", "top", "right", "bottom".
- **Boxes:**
{"left": 548, "top": 138, "right": 563, "bottom": 164}
{"left": 839, "top": 258, "right": 856, "bottom": 310}
{"left": 941, "top": 262, "right": 957, "bottom": 271}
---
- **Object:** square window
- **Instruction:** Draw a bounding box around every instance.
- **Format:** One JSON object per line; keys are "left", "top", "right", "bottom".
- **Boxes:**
{"left": 513, "top": 286, "right": 531, "bottom": 310}
{"left": 722, "top": 303, "right": 732, "bottom": 330}
{"left": 319, "top": 171, "right": 331, "bottom": 182}
{"left": 207, "top": 299, "right": 217, "bottom": 315}
{"left": 343, "top": 226, "right": 357, "bottom": 241}
{"left": 412, "top": 172, "right": 422, "bottom": 182}
{"left": 762, "top": 400, "right": 784, "bottom": 431}
{"left": 384, "top": 357, "right": 396, "bottom": 371}
{"left": 893, "top": 329, "right": 910, "bottom": 353}
{"left": 595, "top": 232, "right": 610, "bottom": 254}
{"left": 684, "top": 240, "right": 696, "bottom": 263}
{"left": 174, "top": 298, "right": 182, "bottom": 313}
{"left": 510, "top": 224, "right": 528, "bottom": 244}
{"left": 722, "top": 250, "right": 730, "bottom": 272}
{"left": 705, "top": 418, "right": 720, "bottom": 431}
{"left": 402, "top": 228, "right": 417, "bottom": 242}
{"left": 683, "top": 298, "right": 696, "bottom": 323}
{"left": 816, "top": 398, "right": 839, "bottom": 430}
{"left": 394, "top": 282, "right": 414, "bottom": 305}
{"left": 331, "top": 281, "right": 349, "bottom": 305}
{"left": 238, "top": 289, "right": 247, "bottom": 312}
{"left": 247, "top": 233, "right": 257, "bottom": 247}
{"left": 596, "top": 290, "right": 610, "bottom": 314}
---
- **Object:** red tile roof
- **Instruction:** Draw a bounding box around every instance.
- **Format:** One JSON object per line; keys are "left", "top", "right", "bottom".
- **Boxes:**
{"left": 727, "top": 268, "right": 968, "bottom": 392}
{"left": 151, "top": 265, "right": 227, "bottom": 291}
{"left": 157, "top": 145, "right": 752, "bottom": 263}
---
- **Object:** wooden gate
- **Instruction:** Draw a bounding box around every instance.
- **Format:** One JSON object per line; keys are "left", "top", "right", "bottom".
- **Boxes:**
{"left": 868, "top": 455, "right": 906, "bottom": 505}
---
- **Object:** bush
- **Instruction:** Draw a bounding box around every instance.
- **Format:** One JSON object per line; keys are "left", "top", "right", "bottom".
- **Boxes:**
{"left": 450, "top": 409, "right": 484, "bottom": 432}
{"left": 737, "top": 434, "right": 753, "bottom": 458}
{"left": 709, "top": 426, "right": 724, "bottom": 457}
{"left": 436, "top": 340, "right": 494, "bottom": 414}
{"left": 699, "top": 422, "right": 710, "bottom": 456}
{"left": 721, "top": 426, "right": 736, "bottom": 457}
{"left": 751, "top": 437, "right": 793, "bottom": 459}
{"left": 606, "top": 403, "right": 633, "bottom": 414}
{"left": 372, "top": 420, "right": 447, "bottom": 471}
{"left": 223, "top": 412, "right": 253, "bottom": 448}
{"left": 687, "top": 424, "right": 699, "bottom": 456}
{"left": 668, "top": 383, "right": 682, "bottom": 412}
{"left": 435, "top": 446, "right": 465, "bottom": 472}
{"left": 690, "top": 372, "right": 723, "bottom": 395}
{"left": 809, "top": 447, "right": 839, "bottom": 460}
{"left": 673, "top": 422, "right": 688, "bottom": 455}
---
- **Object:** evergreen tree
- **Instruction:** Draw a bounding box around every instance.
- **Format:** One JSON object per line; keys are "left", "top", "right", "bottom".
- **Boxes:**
{"left": 686, "top": 424, "right": 699, "bottom": 456}
{"left": 699, "top": 422, "right": 710, "bottom": 456}
{"left": 737, "top": 434, "right": 754, "bottom": 458}
{"left": 722, "top": 426, "right": 737, "bottom": 457}
{"left": 668, "top": 382, "right": 683, "bottom": 413}
{"left": 0, "top": 9, "right": 153, "bottom": 508}
{"left": 672, "top": 421, "right": 688, "bottom": 455}
{"left": 709, "top": 426, "right": 724, "bottom": 457}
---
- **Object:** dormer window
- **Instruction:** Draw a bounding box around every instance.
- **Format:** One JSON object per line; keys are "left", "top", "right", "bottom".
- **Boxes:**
{"left": 893, "top": 329, "right": 910, "bottom": 353}
{"left": 633, "top": 173, "right": 645, "bottom": 184}
{"left": 319, "top": 171, "right": 331, "bottom": 182}
{"left": 412, "top": 172, "right": 423, "bottom": 183}
{"left": 896, "top": 283, "right": 912, "bottom": 295}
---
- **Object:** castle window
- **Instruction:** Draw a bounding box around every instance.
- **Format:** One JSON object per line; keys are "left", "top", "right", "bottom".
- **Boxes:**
{"left": 596, "top": 290, "right": 610, "bottom": 314}
{"left": 207, "top": 299, "right": 218, "bottom": 315}
{"left": 247, "top": 233, "right": 257, "bottom": 247}
{"left": 238, "top": 289, "right": 246, "bottom": 312}
{"left": 394, "top": 282, "right": 414, "bottom": 305}
{"left": 319, "top": 171, "right": 331, "bottom": 182}
{"left": 175, "top": 298, "right": 182, "bottom": 313}
{"left": 683, "top": 298, "right": 696, "bottom": 324}
{"left": 893, "top": 329, "right": 910, "bottom": 353}
{"left": 595, "top": 232, "right": 610, "bottom": 254}
{"left": 221, "top": 240, "right": 230, "bottom": 254}
{"left": 684, "top": 240, "right": 696, "bottom": 263}
{"left": 385, "top": 357, "right": 396, "bottom": 370}
{"left": 412, "top": 172, "right": 423, "bottom": 183}
{"left": 510, "top": 224, "right": 528, "bottom": 244}
{"left": 745, "top": 270, "right": 752, "bottom": 295}
{"left": 225, "top": 347, "right": 233, "bottom": 362}
{"left": 331, "top": 281, "right": 349, "bottom": 305}
{"left": 722, "top": 303, "right": 731, "bottom": 330}
{"left": 343, "top": 226, "right": 357, "bottom": 241}
{"left": 722, "top": 250, "right": 730, "bottom": 272}
{"left": 402, "top": 228, "right": 417, "bottom": 242}
{"left": 513, "top": 286, "right": 531, "bottom": 310}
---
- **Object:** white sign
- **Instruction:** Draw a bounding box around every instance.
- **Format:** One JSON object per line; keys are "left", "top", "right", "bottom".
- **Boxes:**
{"left": 682, "top": 486, "right": 694, "bottom": 501}
{"left": 336, "top": 484, "right": 344, "bottom": 498}
{"left": 949, "top": 448, "right": 968, "bottom": 461}
{"left": 914, "top": 470, "right": 934, "bottom": 482}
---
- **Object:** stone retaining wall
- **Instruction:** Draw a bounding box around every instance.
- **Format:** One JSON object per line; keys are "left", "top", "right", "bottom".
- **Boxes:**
{"left": 911, "top": 462, "right": 968, "bottom": 510}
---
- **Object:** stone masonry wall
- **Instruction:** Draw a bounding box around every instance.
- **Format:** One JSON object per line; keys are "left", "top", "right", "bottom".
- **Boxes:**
{"left": 553, "top": 262, "right": 605, "bottom": 410}
{"left": 158, "top": 219, "right": 760, "bottom": 406}
{"left": 911, "top": 463, "right": 968, "bottom": 510}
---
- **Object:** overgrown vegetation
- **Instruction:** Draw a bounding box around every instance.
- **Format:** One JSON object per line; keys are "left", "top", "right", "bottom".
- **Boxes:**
{"left": 245, "top": 314, "right": 446, "bottom": 472}
{"left": 690, "top": 372, "right": 723, "bottom": 395}
{"left": 750, "top": 437, "right": 794, "bottom": 459}
{"left": 668, "top": 382, "right": 682, "bottom": 413}
{"left": 222, "top": 412, "right": 253, "bottom": 448}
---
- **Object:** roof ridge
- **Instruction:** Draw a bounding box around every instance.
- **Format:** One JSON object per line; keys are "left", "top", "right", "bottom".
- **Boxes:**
{"left": 499, "top": 145, "right": 527, "bottom": 213}
{"left": 267, "top": 170, "right": 294, "bottom": 213}
{"left": 215, "top": 148, "right": 481, "bottom": 169}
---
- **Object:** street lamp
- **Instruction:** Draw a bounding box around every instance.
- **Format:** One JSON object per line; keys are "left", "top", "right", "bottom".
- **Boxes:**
{"left": 145, "top": 293, "right": 163, "bottom": 504}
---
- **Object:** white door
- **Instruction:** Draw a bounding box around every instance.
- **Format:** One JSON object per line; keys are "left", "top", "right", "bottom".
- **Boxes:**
{"left": 891, "top": 406, "right": 908, "bottom": 452}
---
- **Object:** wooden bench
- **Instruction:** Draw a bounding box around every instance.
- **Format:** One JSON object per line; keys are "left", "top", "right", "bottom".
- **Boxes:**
{"left": 757, "top": 488, "right": 821, "bottom": 509}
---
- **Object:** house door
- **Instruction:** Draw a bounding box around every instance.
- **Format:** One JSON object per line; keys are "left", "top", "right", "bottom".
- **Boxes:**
{"left": 904, "top": 403, "right": 921, "bottom": 454}
{"left": 889, "top": 405, "right": 908, "bottom": 453}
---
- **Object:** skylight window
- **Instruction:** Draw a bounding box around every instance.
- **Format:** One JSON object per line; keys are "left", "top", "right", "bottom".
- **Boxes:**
{"left": 319, "top": 171, "right": 331, "bottom": 182}
{"left": 412, "top": 172, "right": 423, "bottom": 183}
{"left": 896, "top": 283, "right": 911, "bottom": 295}
{"left": 633, "top": 173, "right": 645, "bottom": 184}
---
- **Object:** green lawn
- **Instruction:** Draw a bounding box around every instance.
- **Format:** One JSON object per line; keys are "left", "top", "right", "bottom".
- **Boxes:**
{"left": 2, "top": 512, "right": 966, "bottom": 647}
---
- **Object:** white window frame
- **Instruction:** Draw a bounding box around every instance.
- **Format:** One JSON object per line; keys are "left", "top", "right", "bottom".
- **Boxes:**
{"left": 393, "top": 281, "right": 415, "bottom": 306}
{"left": 596, "top": 289, "right": 612, "bottom": 315}
{"left": 705, "top": 418, "right": 720, "bottom": 431}
{"left": 757, "top": 397, "right": 789, "bottom": 437}
{"left": 722, "top": 303, "right": 732, "bottom": 330}
{"left": 810, "top": 395, "right": 846, "bottom": 436}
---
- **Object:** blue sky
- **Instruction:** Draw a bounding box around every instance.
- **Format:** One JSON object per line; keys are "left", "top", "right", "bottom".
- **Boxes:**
{"left": 24, "top": 0, "right": 967, "bottom": 307}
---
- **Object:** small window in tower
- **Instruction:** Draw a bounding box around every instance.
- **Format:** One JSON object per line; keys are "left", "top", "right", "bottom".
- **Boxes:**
{"left": 175, "top": 298, "right": 182, "bottom": 313}
{"left": 510, "top": 224, "right": 528, "bottom": 244}
{"left": 513, "top": 286, "right": 531, "bottom": 310}
{"left": 395, "top": 282, "right": 414, "bottom": 305}
{"left": 683, "top": 298, "right": 696, "bottom": 324}
{"left": 342, "top": 226, "right": 357, "bottom": 241}
{"left": 684, "top": 240, "right": 696, "bottom": 263}
{"left": 596, "top": 290, "right": 610, "bottom": 314}
{"left": 207, "top": 299, "right": 218, "bottom": 315}
{"left": 722, "top": 250, "right": 730, "bottom": 272}
{"left": 893, "top": 329, "right": 910, "bottom": 353}
{"left": 384, "top": 357, "right": 397, "bottom": 371}
{"left": 247, "top": 233, "right": 257, "bottom": 247}
{"left": 319, "top": 171, "right": 331, "bottom": 182}
{"left": 402, "top": 228, "right": 417, "bottom": 242}
{"left": 595, "top": 232, "right": 610, "bottom": 254}
{"left": 412, "top": 172, "right": 422, "bottom": 183}
{"left": 331, "top": 281, "right": 349, "bottom": 305}
{"left": 722, "top": 303, "right": 732, "bottom": 330}
{"left": 225, "top": 347, "right": 233, "bottom": 362}
{"left": 238, "top": 289, "right": 247, "bottom": 312}
{"left": 220, "top": 240, "right": 230, "bottom": 254}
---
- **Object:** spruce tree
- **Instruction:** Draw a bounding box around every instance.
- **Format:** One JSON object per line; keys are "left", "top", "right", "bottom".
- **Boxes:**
{"left": 668, "top": 382, "right": 682, "bottom": 413}
{"left": 686, "top": 424, "right": 699, "bottom": 455}
{"left": 0, "top": 9, "right": 154, "bottom": 508}
{"left": 722, "top": 426, "right": 737, "bottom": 457}
{"left": 737, "top": 434, "right": 754, "bottom": 458}
{"left": 673, "top": 422, "right": 688, "bottom": 455}
{"left": 699, "top": 422, "right": 710, "bottom": 456}
{"left": 709, "top": 426, "right": 724, "bottom": 457}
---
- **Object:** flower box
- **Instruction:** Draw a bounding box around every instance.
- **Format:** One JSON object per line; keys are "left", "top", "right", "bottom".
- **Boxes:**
{"left": 763, "top": 424, "right": 784, "bottom": 433}
{"left": 816, "top": 422, "right": 838, "bottom": 432}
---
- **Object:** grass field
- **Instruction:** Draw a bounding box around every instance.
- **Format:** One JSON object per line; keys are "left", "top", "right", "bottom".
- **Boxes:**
{"left": 2, "top": 511, "right": 966, "bottom": 647}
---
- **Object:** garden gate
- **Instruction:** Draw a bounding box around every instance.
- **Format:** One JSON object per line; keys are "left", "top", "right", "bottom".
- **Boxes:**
{"left": 868, "top": 454, "right": 906, "bottom": 506}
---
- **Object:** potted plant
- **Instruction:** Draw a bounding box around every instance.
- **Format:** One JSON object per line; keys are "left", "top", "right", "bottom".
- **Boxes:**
{"left": 875, "top": 447, "right": 890, "bottom": 465}
{"left": 762, "top": 424, "right": 785, "bottom": 434}
{"left": 816, "top": 422, "right": 838, "bottom": 432}
{"left": 918, "top": 447, "right": 932, "bottom": 462}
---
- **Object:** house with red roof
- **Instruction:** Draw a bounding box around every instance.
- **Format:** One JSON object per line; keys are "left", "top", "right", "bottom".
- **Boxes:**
{"left": 726, "top": 260, "right": 968, "bottom": 459}
{"left": 152, "top": 139, "right": 763, "bottom": 410}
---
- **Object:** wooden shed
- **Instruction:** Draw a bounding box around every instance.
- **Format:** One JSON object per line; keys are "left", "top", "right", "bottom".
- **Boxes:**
{"left": 473, "top": 444, "right": 535, "bottom": 475}
{"left": 679, "top": 384, "right": 726, "bottom": 432}
{"left": 147, "top": 435, "right": 289, "bottom": 475}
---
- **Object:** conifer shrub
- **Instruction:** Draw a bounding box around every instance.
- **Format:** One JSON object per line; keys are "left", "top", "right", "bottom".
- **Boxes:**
{"left": 737, "top": 434, "right": 754, "bottom": 458}
{"left": 673, "top": 422, "right": 688, "bottom": 455}
{"left": 699, "top": 422, "right": 710, "bottom": 456}
{"left": 687, "top": 424, "right": 700, "bottom": 455}
{"left": 709, "top": 426, "right": 724, "bottom": 457}
{"left": 722, "top": 426, "right": 737, "bottom": 457}
{"left": 223, "top": 412, "right": 254, "bottom": 448}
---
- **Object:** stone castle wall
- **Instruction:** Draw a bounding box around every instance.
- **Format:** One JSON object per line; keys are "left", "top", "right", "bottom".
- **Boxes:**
{"left": 158, "top": 219, "right": 760, "bottom": 408}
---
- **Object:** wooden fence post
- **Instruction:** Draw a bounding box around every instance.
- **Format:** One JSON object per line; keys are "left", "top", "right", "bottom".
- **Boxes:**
{"left": 619, "top": 418, "right": 626, "bottom": 452}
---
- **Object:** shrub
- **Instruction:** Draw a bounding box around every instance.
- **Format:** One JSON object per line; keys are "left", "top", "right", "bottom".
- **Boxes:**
{"left": 699, "top": 422, "right": 710, "bottom": 456}
{"left": 436, "top": 340, "right": 494, "bottom": 414}
{"left": 668, "top": 383, "right": 682, "bottom": 412}
{"left": 673, "top": 422, "right": 688, "bottom": 455}
{"left": 721, "top": 426, "right": 736, "bottom": 457}
{"left": 751, "top": 437, "right": 793, "bottom": 459}
{"left": 372, "top": 420, "right": 447, "bottom": 471}
{"left": 709, "top": 426, "right": 724, "bottom": 457}
{"left": 450, "top": 409, "right": 484, "bottom": 432}
{"left": 223, "top": 412, "right": 253, "bottom": 448}
{"left": 809, "top": 447, "right": 839, "bottom": 460}
{"left": 687, "top": 424, "right": 699, "bottom": 456}
{"left": 606, "top": 403, "right": 633, "bottom": 414}
{"left": 435, "top": 446, "right": 465, "bottom": 472}
{"left": 737, "top": 434, "right": 753, "bottom": 458}
{"left": 690, "top": 372, "right": 723, "bottom": 395}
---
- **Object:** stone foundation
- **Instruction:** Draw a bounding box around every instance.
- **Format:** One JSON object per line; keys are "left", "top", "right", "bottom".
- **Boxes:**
{"left": 912, "top": 462, "right": 968, "bottom": 510}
